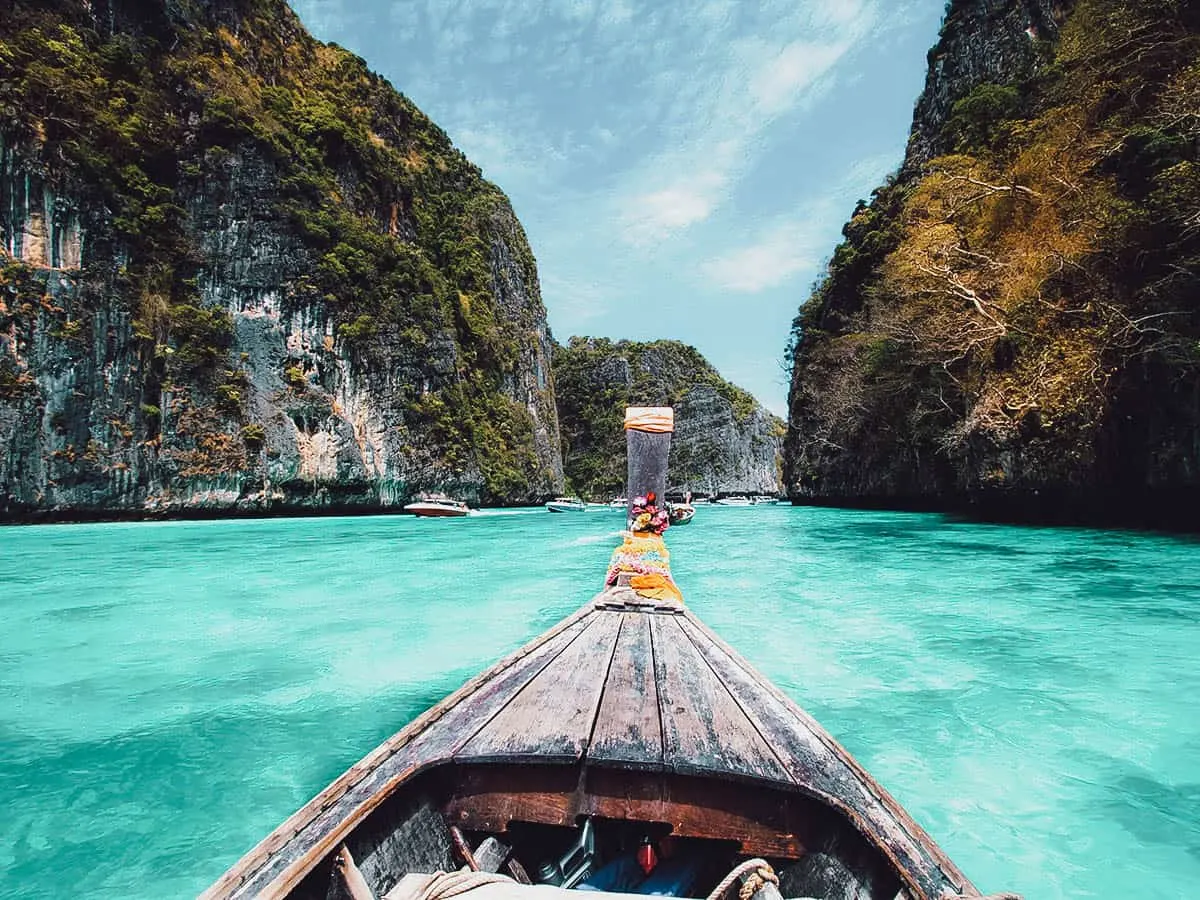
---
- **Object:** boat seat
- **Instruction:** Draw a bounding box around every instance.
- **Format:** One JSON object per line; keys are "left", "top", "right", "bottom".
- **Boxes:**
{"left": 383, "top": 872, "right": 824, "bottom": 900}
{"left": 386, "top": 873, "right": 652, "bottom": 900}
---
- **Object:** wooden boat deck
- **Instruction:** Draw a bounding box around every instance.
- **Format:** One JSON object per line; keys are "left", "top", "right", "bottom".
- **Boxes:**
{"left": 204, "top": 589, "right": 976, "bottom": 900}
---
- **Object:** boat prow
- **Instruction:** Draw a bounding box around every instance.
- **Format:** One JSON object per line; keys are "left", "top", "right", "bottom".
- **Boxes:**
{"left": 205, "top": 406, "right": 1005, "bottom": 900}
{"left": 203, "top": 590, "right": 984, "bottom": 900}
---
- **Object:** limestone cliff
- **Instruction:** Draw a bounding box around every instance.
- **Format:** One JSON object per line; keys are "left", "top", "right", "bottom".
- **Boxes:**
{"left": 554, "top": 338, "right": 783, "bottom": 500}
{"left": 0, "top": 0, "right": 563, "bottom": 520}
{"left": 786, "top": 0, "right": 1200, "bottom": 526}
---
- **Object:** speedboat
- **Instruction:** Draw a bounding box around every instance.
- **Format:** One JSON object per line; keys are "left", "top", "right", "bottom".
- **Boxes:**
{"left": 546, "top": 497, "right": 587, "bottom": 513}
{"left": 751, "top": 496, "right": 779, "bottom": 505}
{"left": 402, "top": 495, "right": 471, "bottom": 517}
{"left": 714, "top": 495, "right": 752, "bottom": 507}
{"left": 608, "top": 498, "right": 628, "bottom": 508}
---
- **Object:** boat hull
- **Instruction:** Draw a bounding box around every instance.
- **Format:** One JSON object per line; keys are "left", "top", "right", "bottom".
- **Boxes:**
{"left": 202, "top": 592, "right": 982, "bottom": 900}
{"left": 403, "top": 504, "right": 469, "bottom": 517}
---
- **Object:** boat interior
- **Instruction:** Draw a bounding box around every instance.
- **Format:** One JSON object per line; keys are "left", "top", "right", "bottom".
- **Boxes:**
{"left": 300, "top": 762, "right": 909, "bottom": 900}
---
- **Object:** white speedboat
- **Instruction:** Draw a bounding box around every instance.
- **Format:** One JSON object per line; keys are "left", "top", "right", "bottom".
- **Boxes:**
{"left": 608, "top": 497, "right": 628, "bottom": 508}
{"left": 402, "top": 495, "right": 471, "bottom": 517}
{"left": 751, "top": 495, "right": 780, "bottom": 505}
{"left": 714, "top": 495, "right": 752, "bottom": 506}
{"left": 545, "top": 497, "right": 587, "bottom": 513}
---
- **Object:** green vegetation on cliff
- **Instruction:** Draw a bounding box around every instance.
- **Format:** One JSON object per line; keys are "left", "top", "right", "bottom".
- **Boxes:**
{"left": 0, "top": 0, "right": 558, "bottom": 511}
{"left": 555, "top": 337, "right": 780, "bottom": 499}
{"left": 787, "top": 0, "right": 1200, "bottom": 519}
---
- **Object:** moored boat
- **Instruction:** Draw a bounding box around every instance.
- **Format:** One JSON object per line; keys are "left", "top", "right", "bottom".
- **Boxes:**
{"left": 608, "top": 497, "right": 628, "bottom": 508}
{"left": 204, "top": 407, "right": 1010, "bottom": 900}
{"left": 546, "top": 497, "right": 588, "bottom": 513}
{"left": 667, "top": 502, "right": 695, "bottom": 526}
{"left": 714, "top": 495, "right": 751, "bottom": 507}
{"left": 402, "top": 496, "right": 471, "bottom": 517}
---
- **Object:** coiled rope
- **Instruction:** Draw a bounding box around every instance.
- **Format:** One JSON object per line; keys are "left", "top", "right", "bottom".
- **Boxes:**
{"left": 416, "top": 870, "right": 515, "bottom": 900}
{"left": 705, "top": 858, "right": 779, "bottom": 900}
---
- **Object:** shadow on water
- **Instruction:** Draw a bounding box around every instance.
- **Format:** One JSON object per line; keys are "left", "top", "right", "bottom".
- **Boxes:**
{"left": 1064, "top": 749, "right": 1200, "bottom": 859}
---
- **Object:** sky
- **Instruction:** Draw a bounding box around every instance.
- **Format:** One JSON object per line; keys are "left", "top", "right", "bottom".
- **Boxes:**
{"left": 289, "top": 0, "right": 949, "bottom": 415}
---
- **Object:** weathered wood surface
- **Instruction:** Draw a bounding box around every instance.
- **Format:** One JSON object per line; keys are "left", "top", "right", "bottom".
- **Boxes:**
{"left": 626, "top": 427, "right": 670, "bottom": 524}
{"left": 588, "top": 612, "right": 663, "bottom": 769}
{"left": 677, "top": 615, "right": 974, "bottom": 900}
{"left": 458, "top": 613, "right": 622, "bottom": 763}
{"left": 203, "top": 591, "right": 977, "bottom": 900}
{"left": 649, "top": 614, "right": 790, "bottom": 783}
{"left": 446, "top": 765, "right": 806, "bottom": 860}
{"left": 201, "top": 609, "right": 595, "bottom": 900}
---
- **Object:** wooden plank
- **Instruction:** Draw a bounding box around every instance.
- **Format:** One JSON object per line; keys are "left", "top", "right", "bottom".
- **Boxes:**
{"left": 676, "top": 615, "right": 965, "bottom": 900}
{"left": 348, "top": 796, "right": 455, "bottom": 899}
{"left": 626, "top": 424, "right": 671, "bottom": 523}
{"left": 208, "top": 610, "right": 597, "bottom": 900}
{"left": 649, "top": 615, "right": 790, "bottom": 783}
{"left": 472, "top": 837, "right": 510, "bottom": 873}
{"left": 445, "top": 766, "right": 806, "bottom": 860}
{"left": 588, "top": 612, "right": 664, "bottom": 770}
{"left": 458, "top": 612, "right": 624, "bottom": 763}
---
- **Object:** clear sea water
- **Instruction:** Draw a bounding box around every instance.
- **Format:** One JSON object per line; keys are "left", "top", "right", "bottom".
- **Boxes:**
{"left": 1, "top": 506, "right": 1198, "bottom": 899}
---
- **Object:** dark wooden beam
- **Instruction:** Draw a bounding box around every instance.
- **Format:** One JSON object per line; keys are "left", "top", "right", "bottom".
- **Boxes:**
{"left": 625, "top": 407, "right": 673, "bottom": 526}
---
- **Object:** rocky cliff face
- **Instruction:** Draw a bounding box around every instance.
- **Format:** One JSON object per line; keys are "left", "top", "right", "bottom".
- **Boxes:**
{"left": 554, "top": 338, "right": 783, "bottom": 499}
{"left": 906, "top": 0, "right": 1067, "bottom": 167}
{"left": 0, "top": 0, "right": 562, "bottom": 520}
{"left": 786, "top": 0, "right": 1200, "bottom": 525}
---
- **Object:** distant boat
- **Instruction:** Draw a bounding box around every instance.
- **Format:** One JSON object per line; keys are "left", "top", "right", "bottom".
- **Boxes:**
{"left": 751, "top": 495, "right": 779, "bottom": 505}
{"left": 402, "top": 495, "right": 471, "bottom": 517}
{"left": 608, "top": 497, "right": 627, "bottom": 508}
{"left": 668, "top": 502, "right": 695, "bottom": 525}
{"left": 714, "top": 495, "right": 751, "bottom": 506}
{"left": 545, "top": 497, "right": 587, "bottom": 513}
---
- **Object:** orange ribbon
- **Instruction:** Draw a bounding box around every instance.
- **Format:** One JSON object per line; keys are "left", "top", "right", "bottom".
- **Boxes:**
{"left": 624, "top": 407, "right": 674, "bottom": 433}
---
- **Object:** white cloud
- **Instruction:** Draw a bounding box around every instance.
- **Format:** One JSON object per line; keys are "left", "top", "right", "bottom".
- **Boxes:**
{"left": 748, "top": 40, "right": 849, "bottom": 115}
{"left": 702, "top": 225, "right": 818, "bottom": 293}
{"left": 702, "top": 150, "right": 894, "bottom": 295}
{"left": 608, "top": 2, "right": 883, "bottom": 246}
{"left": 600, "top": 0, "right": 635, "bottom": 27}
{"left": 540, "top": 272, "right": 610, "bottom": 329}
{"left": 620, "top": 168, "right": 728, "bottom": 245}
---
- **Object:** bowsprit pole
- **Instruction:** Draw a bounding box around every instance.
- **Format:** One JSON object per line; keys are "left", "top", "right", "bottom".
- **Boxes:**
{"left": 603, "top": 407, "right": 682, "bottom": 603}
{"left": 624, "top": 406, "right": 673, "bottom": 528}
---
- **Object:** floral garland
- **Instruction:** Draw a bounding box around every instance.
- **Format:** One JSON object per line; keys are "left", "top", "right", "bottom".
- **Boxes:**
{"left": 629, "top": 491, "right": 670, "bottom": 535}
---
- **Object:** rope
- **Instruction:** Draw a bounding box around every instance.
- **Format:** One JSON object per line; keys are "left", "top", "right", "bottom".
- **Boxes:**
{"left": 705, "top": 858, "right": 778, "bottom": 900}
{"left": 624, "top": 407, "right": 674, "bottom": 433}
{"left": 415, "top": 870, "right": 514, "bottom": 900}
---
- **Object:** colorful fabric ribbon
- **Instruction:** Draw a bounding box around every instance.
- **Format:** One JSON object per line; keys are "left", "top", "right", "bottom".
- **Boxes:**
{"left": 623, "top": 407, "right": 674, "bottom": 433}
{"left": 605, "top": 532, "right": 683, "bottom": 603}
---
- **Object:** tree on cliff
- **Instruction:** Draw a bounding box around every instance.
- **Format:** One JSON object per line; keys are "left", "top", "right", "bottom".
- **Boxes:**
{"left": 786, "top": 0, "right": 1200, "bottom": 525}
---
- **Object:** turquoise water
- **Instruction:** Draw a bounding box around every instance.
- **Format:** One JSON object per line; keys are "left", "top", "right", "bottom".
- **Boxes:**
{"left": 1, "top": 507, "right": 1198, "bottom": 899}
